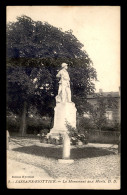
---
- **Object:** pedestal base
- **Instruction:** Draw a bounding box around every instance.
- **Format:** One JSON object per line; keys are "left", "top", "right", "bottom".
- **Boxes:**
{"left": 48, "top": 102, "right": 77, "bottom": 138}
{"left": 58, "top": 159, "right": 74, "bottom": 163}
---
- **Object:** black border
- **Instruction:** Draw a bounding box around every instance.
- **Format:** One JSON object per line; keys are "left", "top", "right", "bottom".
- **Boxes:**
{"left": 1, "top": 0, "right": 126, "bottom": 193}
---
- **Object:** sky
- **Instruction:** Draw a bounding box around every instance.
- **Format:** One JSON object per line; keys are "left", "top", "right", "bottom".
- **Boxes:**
{"left": 7, "top": 6, "right": 120, "bottom": 92}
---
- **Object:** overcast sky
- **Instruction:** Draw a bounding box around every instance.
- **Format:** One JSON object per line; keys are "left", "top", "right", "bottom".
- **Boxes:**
{"left": 7, "top": 6, "right": 120, "bottom": 92}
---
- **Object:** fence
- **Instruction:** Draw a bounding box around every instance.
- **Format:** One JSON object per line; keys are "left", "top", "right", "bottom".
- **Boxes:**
{"left": 88, "top": 130, "right": 120, "bottom": 144}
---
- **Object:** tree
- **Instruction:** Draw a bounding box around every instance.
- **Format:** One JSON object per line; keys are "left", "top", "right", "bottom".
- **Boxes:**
{"left": 7, "top": 15, "right": 97, "bottom": 135}
{"left": 84, "top": 95, "right": 119, "bottom": 132}
{"left": 90, "top": 97, "right": 107, "bottom": 132}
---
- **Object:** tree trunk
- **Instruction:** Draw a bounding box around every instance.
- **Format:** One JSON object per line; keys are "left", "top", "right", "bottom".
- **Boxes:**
{"left": 19, "top": 101, "right": 27, "bottom": 136}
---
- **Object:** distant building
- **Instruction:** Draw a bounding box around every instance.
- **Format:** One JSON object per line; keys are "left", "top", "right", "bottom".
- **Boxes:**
{"left": 87, "top": 88, "right": 120, "bottom": 124}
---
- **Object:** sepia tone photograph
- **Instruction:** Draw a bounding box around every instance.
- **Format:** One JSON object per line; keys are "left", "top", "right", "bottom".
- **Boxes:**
{"left": 6, "top": 6, "right": 120, "bottom": 189}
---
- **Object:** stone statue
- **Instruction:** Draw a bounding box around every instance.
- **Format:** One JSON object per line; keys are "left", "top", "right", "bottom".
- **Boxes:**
{"left": 56, "top": 63, "right": 71, "bottom": 103}
{"left": 48, "top": 62, "right": 76, "bottom": 137}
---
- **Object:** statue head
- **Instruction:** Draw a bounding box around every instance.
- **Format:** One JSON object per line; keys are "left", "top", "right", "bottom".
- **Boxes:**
{"left": 61, "top": 63, "right": 68, "bottom": 69}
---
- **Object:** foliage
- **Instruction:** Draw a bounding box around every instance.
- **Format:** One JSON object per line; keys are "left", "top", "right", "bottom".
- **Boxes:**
{"left": 66, "top": 122, "right": 89, "bottom": 145}
{"left": 77, "top": 115, "right": 93, "bottom": 132}
{"left": 7, "top": 112, "right": 20, "bottom": 132}
{"left": 88, "top": 130, "right": 120, "bottom": 144}
{"left": 89, "top": 97, "right": 107, "bottom": 130}
{"left": 7, "top": 15, "right": 97, "bottom": 118}
{"left": 39, "top": 133, "right": 63, "bottom": 145}
{"left": 102, "top": 120, "right": 120, "bottom": 131}
{"left": 6, "top": 109, "right": 51, "bottom": 134}
{"left": 83, "top": 95, "right": 119, "bottom": 131}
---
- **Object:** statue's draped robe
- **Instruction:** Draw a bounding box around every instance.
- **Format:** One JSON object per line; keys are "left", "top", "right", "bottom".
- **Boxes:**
{"left": 56, "top": 69, "right": 71, "bottom": 102}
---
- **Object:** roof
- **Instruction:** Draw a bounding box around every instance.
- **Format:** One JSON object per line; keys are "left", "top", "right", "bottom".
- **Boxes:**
{"left": 87, "top": 91, "right": 119, "bottom": 99}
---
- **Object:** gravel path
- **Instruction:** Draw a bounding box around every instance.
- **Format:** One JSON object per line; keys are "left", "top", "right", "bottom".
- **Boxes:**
{"left": 7, "top": 137, "right": 120, "bottom": 189}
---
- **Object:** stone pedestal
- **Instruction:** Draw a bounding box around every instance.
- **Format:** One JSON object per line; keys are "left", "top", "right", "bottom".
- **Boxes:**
{"left": 48, "top": 102, "right": 77, "bottom": 137}
{"left": 62, "top": 133, "right": 71, "bottom": 159}
{"left": 58, "top": 159, "right": 74, "bottom": 163}
{"left": 58, "top": 134, "right": 74, "bottom": 164}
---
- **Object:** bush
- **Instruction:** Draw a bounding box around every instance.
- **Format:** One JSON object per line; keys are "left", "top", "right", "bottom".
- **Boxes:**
{"left": 102, "top": 121, "right": 120, "bottom": 132}
{"left": 66, "top": 122, "right": 89, "bottom": 145}
{"left": 88, "top": 129, "right": 120, "bottom": 144}
{"left": 40, "top": 134, "right": 63, "bottom": 145}
{"left": 6, "top": 114, "right": 20, "bottom": 133}
{"left": 26, "top": 116, "right": 51, "bottom": 134}
{"left": 77, "top": 116, "right": 95, "bottom": 133}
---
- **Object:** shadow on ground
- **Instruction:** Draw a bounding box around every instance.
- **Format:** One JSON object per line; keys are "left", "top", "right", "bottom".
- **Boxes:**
{"left": 13, "top": 145, "right": 116, "bottom": 159}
